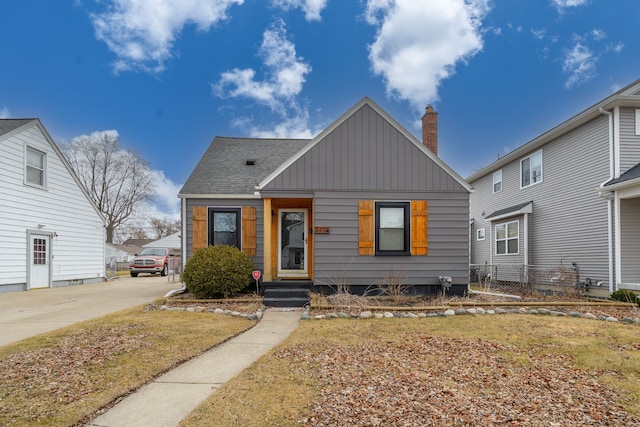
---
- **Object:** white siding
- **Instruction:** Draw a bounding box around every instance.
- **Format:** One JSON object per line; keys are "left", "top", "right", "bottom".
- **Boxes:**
{"left": 0, "top": 123, "right": 105, "bottom": 289}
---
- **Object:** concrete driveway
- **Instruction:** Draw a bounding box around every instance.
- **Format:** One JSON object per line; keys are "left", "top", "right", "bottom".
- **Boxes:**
{"left": 0, "top": 275, "right": 182, "bottom": 347}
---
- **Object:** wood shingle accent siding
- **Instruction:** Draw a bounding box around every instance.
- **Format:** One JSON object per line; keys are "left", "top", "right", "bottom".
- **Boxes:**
{"left": 358, "top": 200, "right": 374, "bottom": 255}
{"left": 192, "top": 206, "right": 207, "bottom": 253}
{"left": 411, "top": 200, "right": 428, "bottom": 255}
{"left": 262, "top": 104, "right": 467, "bottom": 193}
{"left": 241, "top": 206, "right": 256, "bottom": 256}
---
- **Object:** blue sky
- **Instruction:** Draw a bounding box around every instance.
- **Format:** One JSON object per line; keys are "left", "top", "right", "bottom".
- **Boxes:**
{"left": 2, "top": 0, "right": 639, "bottom": 219}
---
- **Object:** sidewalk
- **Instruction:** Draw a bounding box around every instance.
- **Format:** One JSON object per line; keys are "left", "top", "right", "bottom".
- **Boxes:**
{"left": 88, "top": 309, "right": 302, "bottom": 427}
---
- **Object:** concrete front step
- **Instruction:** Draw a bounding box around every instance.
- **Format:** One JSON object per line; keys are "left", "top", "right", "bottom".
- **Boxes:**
{"left": 262, "top": 281, "right": 313, "bottom": 307}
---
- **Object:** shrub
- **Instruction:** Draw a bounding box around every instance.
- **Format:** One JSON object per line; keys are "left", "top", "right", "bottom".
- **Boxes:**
{"left": 183, "top": 245, "right": 254, "bottom": 298}
{"left": 610, "top": 289, "right": 639, "bottom": 305}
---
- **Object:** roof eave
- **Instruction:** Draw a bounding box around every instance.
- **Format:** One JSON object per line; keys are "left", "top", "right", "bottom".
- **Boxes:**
{"left": 178, "top": 192, "right": 261, "bottom": 199}
{"left": 466, "top": 90, "right": 640, "bottom": 183}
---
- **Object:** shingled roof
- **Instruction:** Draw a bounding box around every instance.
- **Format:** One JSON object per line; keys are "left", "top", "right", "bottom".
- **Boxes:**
{"left": 179, "top": 136, "right": 310, "bottom": 196}
{"left": 0, "top": 119, "right": 36, "bottom": 137}
{"left": 605, "top": 162, "right": 640, "bottom": 187}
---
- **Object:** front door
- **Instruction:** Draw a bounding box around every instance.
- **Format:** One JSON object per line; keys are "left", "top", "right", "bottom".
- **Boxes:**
{"left": 278, "top": 209, "right": 308, "bottom": 277}
{"left": 29, "top": 234, "right": 50, "bottom": 289}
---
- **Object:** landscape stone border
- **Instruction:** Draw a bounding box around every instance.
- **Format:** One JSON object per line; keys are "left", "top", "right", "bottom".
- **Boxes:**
{"left": 156, "top": 303, "right": 640, "bottom": 326}
{"left": 301, "top": 306, "right": 640, "bottom": 325}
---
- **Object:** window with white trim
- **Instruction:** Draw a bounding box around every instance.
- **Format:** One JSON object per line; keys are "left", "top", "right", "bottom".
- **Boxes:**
{"left": 25, "top": 146, "right": 46, "bottom": 187}
{"left": 492, "top": 170, "right": 502, "bottom": 193}
{"left": 495, "top": 220, "right": 519, "bottom": 255}
{"left": 636, "top": 109, "right": 640, "bottom": 136}
{"left": 521, "top": 151, "right": 542, "bottom": 188}
{"left": 477, "top": 228, "right": 485, "bottom": 241}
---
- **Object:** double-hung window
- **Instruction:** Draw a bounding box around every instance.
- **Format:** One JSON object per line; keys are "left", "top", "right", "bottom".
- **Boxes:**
{"left": 493, "top": 170, "right": 502, "bottom": 193}
{"left": 208, "top": 208, "right": 241, "bottom": 249}
{"left": 25, "top": 146, "right": 46, "bottom": 187}
{"left": 521, "top": 151, "right": 542, "bottom": 188}
{"left": 495, "top": 220, "right": 519, "bottom": 255}
{"left": 375, "top": 202, "right": 410, "bottom": 255}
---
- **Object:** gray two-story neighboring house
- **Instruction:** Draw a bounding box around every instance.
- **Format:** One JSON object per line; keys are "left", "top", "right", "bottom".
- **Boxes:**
{"left": 468, "top": 79, "right": 640, "bottom": 294}
{"left": 179, "top": 97, "right": 472, "bottom": 305}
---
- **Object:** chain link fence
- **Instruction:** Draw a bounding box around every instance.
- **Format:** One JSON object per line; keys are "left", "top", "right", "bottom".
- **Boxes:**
{"left": 470, "top": 263, "right": 582, "bottom": 297}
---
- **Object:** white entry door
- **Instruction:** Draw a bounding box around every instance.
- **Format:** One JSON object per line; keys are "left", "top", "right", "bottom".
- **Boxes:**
{"left": 278, "top": 209, "right": 308, "bottom": 277}
{"left": 29, "top": 234, "right": 50, "bottom": 289}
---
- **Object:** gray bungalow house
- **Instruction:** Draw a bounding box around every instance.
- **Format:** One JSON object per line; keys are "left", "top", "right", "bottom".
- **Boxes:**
{"left": 468, "top": 79, "right": 640, "bottom": 294}
{"left": 179, "top": 97, "right": 472, "bottom": 305}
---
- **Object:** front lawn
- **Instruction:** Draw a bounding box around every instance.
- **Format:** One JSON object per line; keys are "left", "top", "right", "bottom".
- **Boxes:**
{"left": 182, "top": 315, "right": 640, "bottom": 426}
{"left": 0, "top": 306, "right": 254, "bottom": 426}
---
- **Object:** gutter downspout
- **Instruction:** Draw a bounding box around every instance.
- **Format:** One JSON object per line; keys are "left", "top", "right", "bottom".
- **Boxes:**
{"left": 598, "top": 107, "right": 615, "bottom": 293}
{"left": 166, "top": 198, "right": 188, "bottom": 298}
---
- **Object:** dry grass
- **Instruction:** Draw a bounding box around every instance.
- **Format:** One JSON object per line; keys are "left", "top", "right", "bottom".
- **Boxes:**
{"left": 0, "top": 306, "right": 254, "bottom": 426}
{"left": 181, "top": 315, "right": 640, "bottom": 426}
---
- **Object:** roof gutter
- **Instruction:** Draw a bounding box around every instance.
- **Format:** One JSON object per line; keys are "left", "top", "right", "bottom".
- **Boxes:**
{"left": 597, "top": 107, "right": 615, "bottom": 293}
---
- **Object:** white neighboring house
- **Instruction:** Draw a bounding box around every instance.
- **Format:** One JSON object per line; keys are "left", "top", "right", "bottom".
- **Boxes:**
{"left": 0, "top": 119, "right": 106, "bottom": 293}
{"left": 143, "top": 232, "right": 181, "bottom": 251}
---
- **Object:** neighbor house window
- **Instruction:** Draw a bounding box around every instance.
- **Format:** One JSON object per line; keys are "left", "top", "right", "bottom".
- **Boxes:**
{"left": 493, "top": 170, "right": 502, "bottom": 193}
{"left": 375, "top": 202, "right": 410, "bottom": 255}
{"left": 636, "top": 109, "right": 640, "bottom": 136}
{"left": 495, "top": 220, "right": 519, "bottom": 255}
{"left": 25, "top": 146, "right": 46, "bottom": 187}
{"left": 521, "top": 151, "right": 542, "bottom": 188}
{"left": 208, "top": 208, "right": 241, "bottom": 249}
{"left": 477, "top": 228, "right": 486, "bottom": 241}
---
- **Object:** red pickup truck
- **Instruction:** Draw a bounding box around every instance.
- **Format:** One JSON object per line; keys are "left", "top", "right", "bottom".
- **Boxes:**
{"left": 129, "top": 248, "right": 181, "bottom": 277}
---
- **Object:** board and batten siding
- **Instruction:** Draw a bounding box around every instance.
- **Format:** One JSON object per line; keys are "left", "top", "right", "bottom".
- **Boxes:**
{"left": 618, "top": 107, "right": 640, "bottom": 173}
{"left": 185, "top": 199, "right": 264, "bottom": 269}
{"left": 619, "top": 197, "right": 640, "bottom": 285}
{"left": 262, "top": 103, "right": 465, "bottom": 193}
{"left": 0, "top": 124, "right": 105, "bottom": 289}
{"left": 312, "top": 191, "right": 469, "bottom": 287}
{"left": 470, "top": 114, "right": 613, "bottom": 286}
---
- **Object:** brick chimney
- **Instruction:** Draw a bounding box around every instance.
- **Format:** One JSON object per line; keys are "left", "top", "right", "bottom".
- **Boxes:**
{"left": 421, "top": 105, "right": 438, "bottom": 156}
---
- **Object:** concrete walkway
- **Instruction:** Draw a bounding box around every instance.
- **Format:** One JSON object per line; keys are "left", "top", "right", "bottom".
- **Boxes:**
{"left": 88, "top": 309, "right": 302, "bottom": 427}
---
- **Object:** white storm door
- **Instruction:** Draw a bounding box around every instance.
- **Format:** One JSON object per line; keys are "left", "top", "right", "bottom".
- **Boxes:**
{"left": 30, "top": 234, "right": 50, "bottom": 289}
{"left": 278, "top": 209, "right": 308, "bottom": 277}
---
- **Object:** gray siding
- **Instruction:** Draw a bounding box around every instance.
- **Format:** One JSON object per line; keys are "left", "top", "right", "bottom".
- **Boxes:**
{"left": 619, "top": 197, "right": 640, "bottom": 284}
{"left": 263, "top": 104, "right": 466, "bottom": 193}
{"left": 185, "top": 199, "right": 264, "bottom": 269}
{"left": 618, "top": 107, "right": 640, "bottom": 172}
{"left": 470, "top": 114, "right": 612, "bottom": 286}
{"left": 312, "top": 190, "right": 469, "bottom": 287}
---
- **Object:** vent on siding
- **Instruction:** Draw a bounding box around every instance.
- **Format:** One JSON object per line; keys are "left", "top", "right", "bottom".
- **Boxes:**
{"left": 246, "top": 159, "right": 256, "bottom": 166}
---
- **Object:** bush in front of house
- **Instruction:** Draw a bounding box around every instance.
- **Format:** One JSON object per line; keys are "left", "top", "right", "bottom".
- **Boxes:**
{"left": 183, "top": 245, "right": 254, "bottom": 298}
{"left": 610, "top": 289, "right": 639, "bottom": 305}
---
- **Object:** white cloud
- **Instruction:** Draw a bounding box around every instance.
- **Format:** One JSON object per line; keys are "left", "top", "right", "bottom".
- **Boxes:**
{"left": 271, "top": 0, "right": 328, "bottom": 21}
{"left": 365, "top": 0, "right": 490, "bottom": 111}
{"left": 562, "top": 43, "right": 596, "bottom": 88}
{"left": 146, "top": 169, "right": 182, "bottom": 219}
{"left": 90, "top": 0, "right": 243, "bottom": 73}
{"left": 608, "top": 42, "right": 624, "bottom": 53}
{"left": 552, "top": 0, "right": 589, "bottom": 11}
{"left": 591, "top": 28, "right": 606, "bottom": 41}
{"left": 214, "top": 19, "right": 315, "bottom": 138}
{"left": 0, "top": 107, "right": 10, "bottom": 118}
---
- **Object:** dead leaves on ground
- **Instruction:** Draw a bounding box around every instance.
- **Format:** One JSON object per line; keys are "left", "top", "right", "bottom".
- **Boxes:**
{"left": 277, "top": 335, "right": 639, "bottom": 426}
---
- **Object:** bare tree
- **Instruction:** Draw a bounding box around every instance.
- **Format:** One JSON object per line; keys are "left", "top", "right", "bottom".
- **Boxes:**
{"left": 149, "top": 217, "right": 180, "bottom": 239}
{"left": 61, "top": 131, "right": 155, "bottom": 243}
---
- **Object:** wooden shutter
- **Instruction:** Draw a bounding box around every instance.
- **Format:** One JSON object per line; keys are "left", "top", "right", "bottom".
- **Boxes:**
{"left": 358, "top": 200, "right": 374, "bottom": 255}
{"left": 192, "top": 206, "right": 207, "bottom": 253}
{"left": 411, "top": 200, "right": 428, "bottom": 256}
{"left": 242, "top": 206, "right": 257, "bottom": 256}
